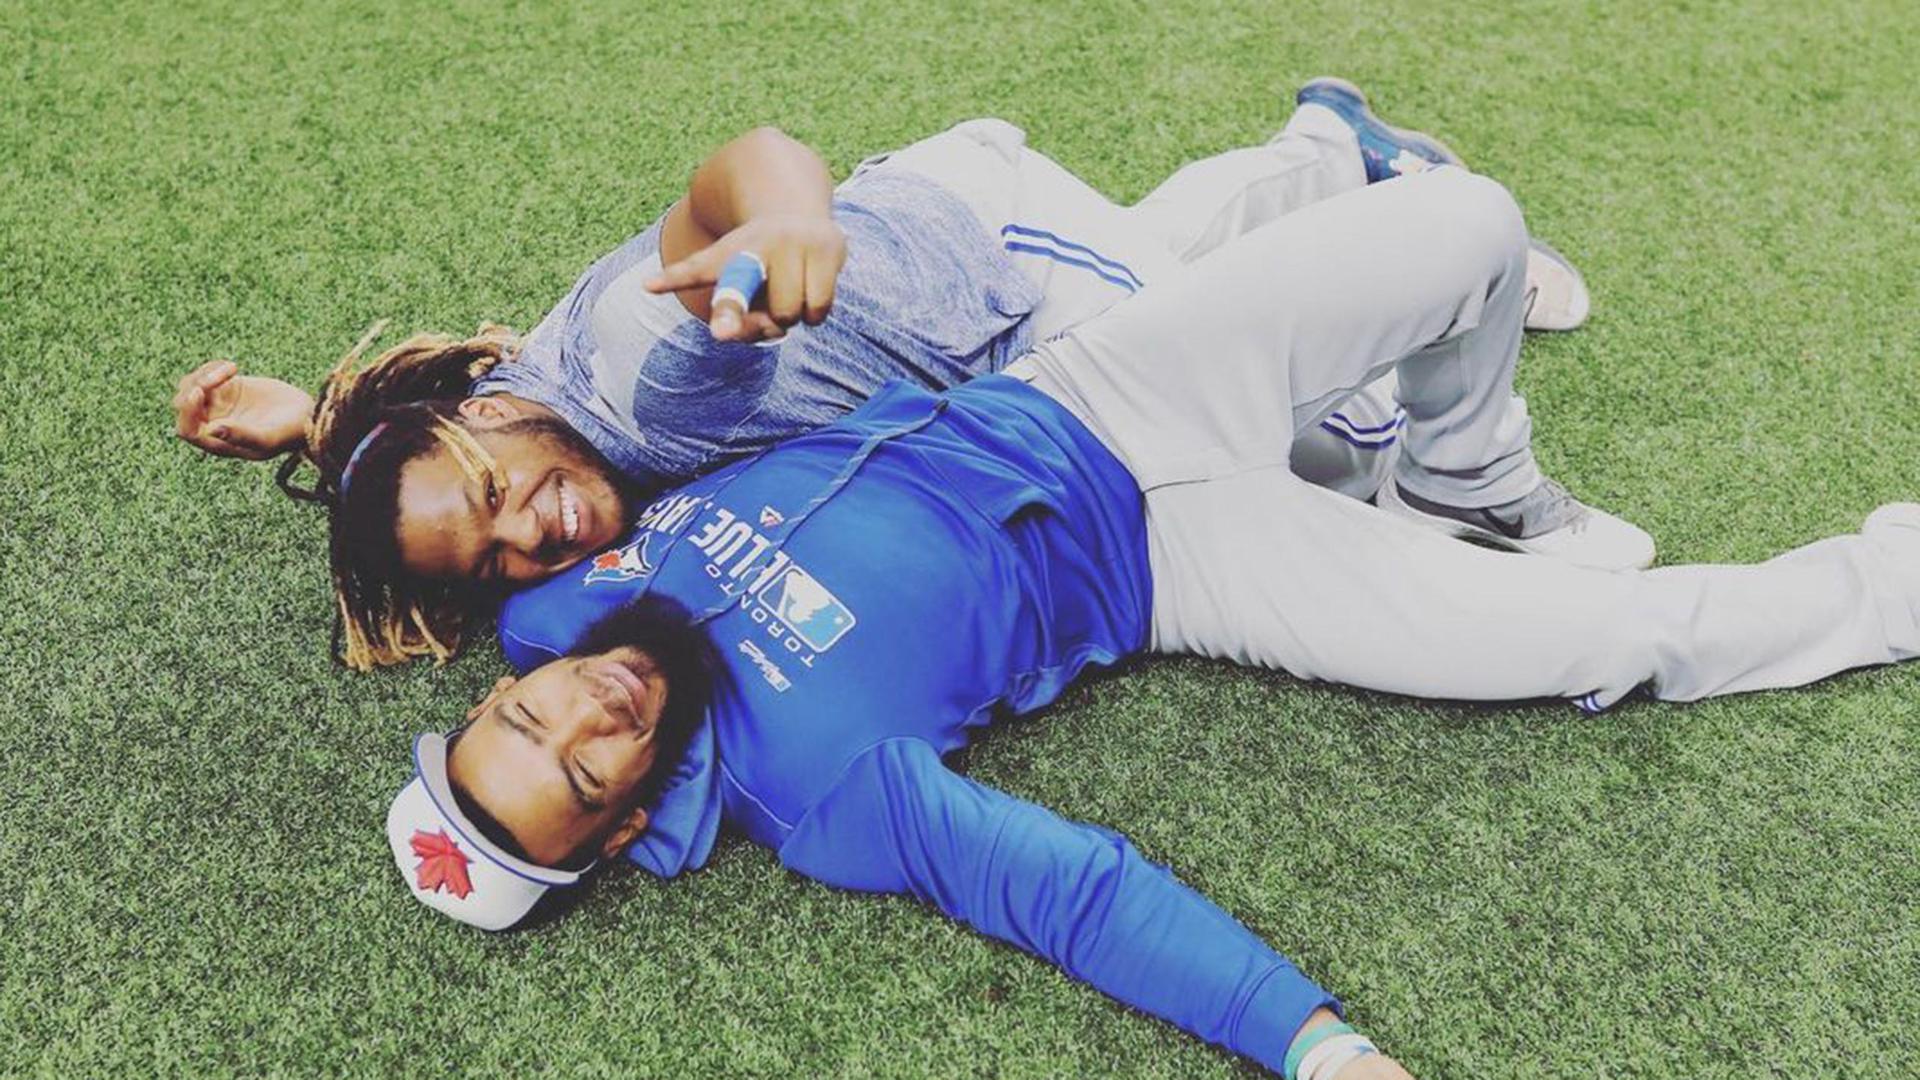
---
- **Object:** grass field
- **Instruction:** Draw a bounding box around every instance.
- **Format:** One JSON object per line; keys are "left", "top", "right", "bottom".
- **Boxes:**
{"left": 3, "top": 0, "right": 1917, "bottom": 1075}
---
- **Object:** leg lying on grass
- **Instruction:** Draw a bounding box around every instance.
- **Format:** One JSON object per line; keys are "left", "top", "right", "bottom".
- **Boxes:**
{"left": 1147, "top": 470, "right": 1919, "bottom": 709}
{"left": 1019, "top": 165, "right": 1655, "bottom": 570}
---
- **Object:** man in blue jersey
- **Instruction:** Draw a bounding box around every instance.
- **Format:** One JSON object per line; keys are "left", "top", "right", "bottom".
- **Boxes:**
{"left": 174, "top": 80, "right": 1627, "bottom": 668}
{"left": 384, "top": 168, "right": 1920, "bottom": 1077}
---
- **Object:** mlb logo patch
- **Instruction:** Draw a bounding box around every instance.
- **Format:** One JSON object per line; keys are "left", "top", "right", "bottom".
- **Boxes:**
{"left": 756, "top": 566, "right": 856, "bottom": 652}
{"left": 584, "top": 534, "right": 656, "bottom": 585}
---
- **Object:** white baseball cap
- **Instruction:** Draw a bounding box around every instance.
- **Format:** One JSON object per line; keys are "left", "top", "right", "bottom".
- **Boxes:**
{"left": 386, "top": 732, "right": 590, "bottom": 931}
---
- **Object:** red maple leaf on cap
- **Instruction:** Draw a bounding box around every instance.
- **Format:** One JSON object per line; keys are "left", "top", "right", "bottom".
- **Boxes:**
{"left": 593, "top": 551, "right": 623, "bottom": 570}
{"left": 411, "top": 829, "right": 474, "bottom": 899}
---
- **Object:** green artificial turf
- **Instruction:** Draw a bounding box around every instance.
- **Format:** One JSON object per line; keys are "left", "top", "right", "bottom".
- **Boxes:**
{"left": 3, "top": 0, "right": 1916, "bottom": 1075}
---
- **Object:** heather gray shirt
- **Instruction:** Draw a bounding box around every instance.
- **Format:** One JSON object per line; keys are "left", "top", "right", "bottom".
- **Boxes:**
{"left": 475, "top": 168, "right": 1041, "bottom": 493}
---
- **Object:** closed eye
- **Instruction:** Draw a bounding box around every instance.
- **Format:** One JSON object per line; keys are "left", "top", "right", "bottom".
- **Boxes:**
{"left": 565, "top": 760, "right": 604, "bottom": 812}
{"left": 576, "top": 761, "right": 603, "bottom": 793}
{"left": 494, "top": 703, "right": 543, "bottom": 746}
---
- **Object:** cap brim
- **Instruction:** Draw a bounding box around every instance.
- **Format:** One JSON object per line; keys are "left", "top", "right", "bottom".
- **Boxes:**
{"left": 386, "top": 733, "right": 585, "bottom": 932}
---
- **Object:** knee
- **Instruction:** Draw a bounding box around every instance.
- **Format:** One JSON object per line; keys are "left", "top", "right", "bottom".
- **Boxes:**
{"left": 949, "top": 117, "right": 1029, "bottom": 153}
{"left": 1430, "top": 169, "right": 1528, "bottom": 270}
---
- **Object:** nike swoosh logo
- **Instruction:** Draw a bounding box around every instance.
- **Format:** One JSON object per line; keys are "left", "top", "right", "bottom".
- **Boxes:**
{"left": 1476, "top": 507, "right": 1530, "bottom": 540}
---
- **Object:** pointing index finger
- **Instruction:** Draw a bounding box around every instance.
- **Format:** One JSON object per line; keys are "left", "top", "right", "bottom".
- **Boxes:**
{"left": 645, "top": 251, "right": 725, "bottom": 294}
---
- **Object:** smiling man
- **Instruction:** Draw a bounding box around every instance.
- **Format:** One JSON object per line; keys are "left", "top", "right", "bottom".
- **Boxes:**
{"left": 384, "top": 171, "right": 1920, "bottom": 1076}
{"left": 388, "top": 449, "right": 1920, "bottom": 1080}
{"left": 175, "top": 79, "right": 1602, "bottom": 669}
{"left": 428, "top": 598, "right": 715, "bottom": 871}
{"left": 392, "top": 595, "right": 1416, "bottom": 1079}
{"left": 375, "top": 411, "right": 628, "bottom": 587}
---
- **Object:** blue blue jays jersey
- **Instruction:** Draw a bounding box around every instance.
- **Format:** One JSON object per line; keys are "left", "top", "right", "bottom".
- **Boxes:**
{"left": 501, "top": 375, "right": 1153, "bottom": 832}
{"left": 499, "top": 376, "right": 1336, "bottom": 1071}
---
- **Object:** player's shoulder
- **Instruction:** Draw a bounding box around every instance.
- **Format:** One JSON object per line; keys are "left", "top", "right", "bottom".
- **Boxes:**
{"left": 496, "top": 533, "right": 660, "bottom": 672}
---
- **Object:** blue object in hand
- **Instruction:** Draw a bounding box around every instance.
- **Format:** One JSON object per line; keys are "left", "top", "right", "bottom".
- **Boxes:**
{"left": 711, "top": 251, "right": 767, "bottom": 315}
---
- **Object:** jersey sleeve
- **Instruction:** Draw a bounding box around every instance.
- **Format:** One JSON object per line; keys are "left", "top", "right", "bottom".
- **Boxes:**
{"left": 775, "top": 737, "right": 1336, "bottom": 1072}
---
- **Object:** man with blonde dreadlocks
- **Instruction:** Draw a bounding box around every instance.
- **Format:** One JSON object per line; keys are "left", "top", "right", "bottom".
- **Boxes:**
{"left": 173, "top": 82, "right": 1641, "bottom": 669}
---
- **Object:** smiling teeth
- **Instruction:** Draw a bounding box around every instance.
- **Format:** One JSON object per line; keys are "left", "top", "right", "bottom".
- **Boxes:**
{"left": 560, "top": 483, "right": 579, "bottom": 543}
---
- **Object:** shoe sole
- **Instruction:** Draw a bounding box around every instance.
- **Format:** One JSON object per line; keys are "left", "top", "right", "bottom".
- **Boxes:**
{"left": 1297, "top": 75, "right": 1465, "bottom": 169}
{"left": 1525, "top": 237, "right": 1592, "bottom": 332}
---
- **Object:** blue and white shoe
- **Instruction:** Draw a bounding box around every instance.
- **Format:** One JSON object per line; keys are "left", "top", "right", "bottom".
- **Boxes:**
{"left": 1296, "top": 76, "right": 1463, "bottom": 183}
{"left": 1298, "top": 77, "right": 1594, "bottom": 331}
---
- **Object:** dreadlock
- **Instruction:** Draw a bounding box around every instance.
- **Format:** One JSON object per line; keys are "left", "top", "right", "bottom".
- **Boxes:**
{"left": 277, "top": 321, "right": 523, "bottom": 670}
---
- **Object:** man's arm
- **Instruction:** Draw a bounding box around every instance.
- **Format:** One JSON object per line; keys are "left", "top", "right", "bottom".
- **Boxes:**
{"left": 172, "top": 359, "right": 315, "bottom": 461}
{"left": 647, "top": 126, "right": 848, "bottom": 341}
{"left": 776, "top": 737, "right": 1411, "bottom": 1077}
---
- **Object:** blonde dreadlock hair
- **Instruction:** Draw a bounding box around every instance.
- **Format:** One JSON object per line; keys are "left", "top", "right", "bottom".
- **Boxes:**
{"left": 277, "top": 321, "right": 523, "bottom": 670}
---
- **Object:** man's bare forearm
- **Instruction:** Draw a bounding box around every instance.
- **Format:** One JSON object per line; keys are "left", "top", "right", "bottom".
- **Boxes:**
{"left": 685, "top": 126, "right": 833, "bottom": 237}
{"left": 656, "top": 127, "right": 846, "bottom": 331}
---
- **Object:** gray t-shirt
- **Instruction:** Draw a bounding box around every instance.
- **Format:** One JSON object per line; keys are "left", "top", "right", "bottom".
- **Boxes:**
{"left": 475, "top": 168, "right": 1041, "bottom": 493}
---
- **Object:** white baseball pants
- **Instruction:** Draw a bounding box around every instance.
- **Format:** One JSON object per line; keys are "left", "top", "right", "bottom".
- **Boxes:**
{"left": 867, "top": 108, "right": 1402, "bottom": 501}
{"left": 1009, "top": 167, "right": 1919, "bottom": 707}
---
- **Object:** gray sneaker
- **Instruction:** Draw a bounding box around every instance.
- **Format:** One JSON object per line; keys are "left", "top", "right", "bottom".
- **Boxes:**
{"left": 1378, "top": 476, "right": 1656, "bottom": 570}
